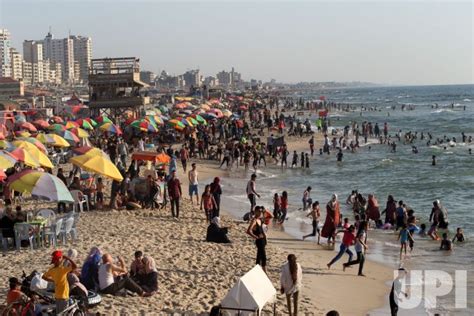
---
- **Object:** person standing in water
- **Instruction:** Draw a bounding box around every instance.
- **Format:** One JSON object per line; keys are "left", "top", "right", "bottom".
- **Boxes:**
{"left": 302, "top": 186, "right": 312, "bottom": 211}
{"left": 397, "top": 224, "right": 412, "bottom": 260}
{"left": 309, "top": 135, "right": 315, "bottom": 156}
{"left": 336, "top": 149, "right": 343, "bottom": 162}
{"left": 246, "top": 174, "right": 260, "bottom": 214}
{"left": 432, "top": 155, "right": 436, "bottom": 166}
{"left": 321, "top": 194, "right": 341, "bottom": 247}
{"left": 291, "top": 151, "right": 298, "bottom": 168}
{"left": 302, "top": 201, "right": 321, "bottom": 243}
{"left": 280, "top": 254, "right": 303, "bottom": 316}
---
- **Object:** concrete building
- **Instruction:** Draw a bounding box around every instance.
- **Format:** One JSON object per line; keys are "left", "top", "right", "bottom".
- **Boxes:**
{"left": 0, "top": 29, "right": 12, "bottom": 78}
{"left": 140, "top": 71, "right": 156, "bottom": 85}
{"left": 69, "top": 35, "right": 92, "bottom": 82}
{"left": 203, "top": 76, "right": 218, "bottom": 87}
{"left": 23, "top": 40, "right": 43, "bottom": 63}
{"left": 216, "top": 67, "right": 242, "bottom": 88}
{"left": 0, "top": 77, "right": 24, "bottom": 97}
{"left": 41, "top": 32, "right": 75, "bottom": 82}
{"left": 183, "top": 69, "right": 201, "bottom": 88}
{"left": 10, "top": 48, "right": 23, "bottom": 80}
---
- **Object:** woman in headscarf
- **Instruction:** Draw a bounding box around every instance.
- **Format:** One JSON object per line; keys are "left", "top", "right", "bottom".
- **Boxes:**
{"left": 280, "top": 254, "right": 302, "bottom": 316}
{"left": 367, "top": 194, "right": 380, "bottom": 222}
{"left": 381, "top": 195, "right": 397, "bottom": 225}
{"left": 80, "top": 247, "right": 102, "bottom": 291}
{"left": 321, "top": 194, "right": 341, "bottom": 246}
{"left": 209, "top": 177, "right": 222, "bottom": 218}
{"left": 206, "top": 216, "right": 231, "bottom": 243}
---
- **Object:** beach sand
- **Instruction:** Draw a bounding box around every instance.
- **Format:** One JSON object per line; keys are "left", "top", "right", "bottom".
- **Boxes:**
{"left": 0, "top": 128, "right": 393, "bottom": 315}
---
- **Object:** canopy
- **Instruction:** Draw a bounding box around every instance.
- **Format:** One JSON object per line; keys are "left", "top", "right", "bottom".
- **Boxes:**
{"left": 221, "top": 265, "right": 276, "bottom": 315}
{"left": 131, "top": 151, "right": 170, "bottom": 164}
{"left": 7, "top": 170, "right": 73, "bottom": 202}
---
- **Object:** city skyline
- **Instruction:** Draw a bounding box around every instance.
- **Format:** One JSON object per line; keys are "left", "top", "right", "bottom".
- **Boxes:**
{"left": 1, "top": 0, "right": 472, "bottom": 85}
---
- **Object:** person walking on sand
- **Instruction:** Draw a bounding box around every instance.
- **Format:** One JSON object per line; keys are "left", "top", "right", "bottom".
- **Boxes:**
{"left": 188, "top": 163, "right": 199, "bottom": 205}
{"left": 327, "top": 225, "right": 355, "bottom": 269}
{"left": 246, "top": 207, "right": 267, "bottom": 273}
{"left": 343, "top": 221, "right": 368, "bottom": 276}
{"left": 42, "top": 250, "right": 77, "bottom": 314}
{"left": 246, "top": 174, "right": 260, "bottom": 214}
{"left": 167, "top": 170, "right": 182, "bottom": 218}
{"left": 280, "top": 254, "right": 302, "bottom": 316}
{"left": 201, "top": 184, "right": 217, "bottom": 222}
{"left": 302, "top": 201, "right": 321, "bottom": 243}
{"left": 321, "top": 194, "right": 341, "bottom": 247}
{"left": 180, "top": 145, "right": 189, "bottom": 172}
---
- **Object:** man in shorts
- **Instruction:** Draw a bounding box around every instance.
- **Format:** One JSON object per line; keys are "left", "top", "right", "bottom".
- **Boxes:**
{"left": 188, "top": 163, "right": 199, "bottom": 205}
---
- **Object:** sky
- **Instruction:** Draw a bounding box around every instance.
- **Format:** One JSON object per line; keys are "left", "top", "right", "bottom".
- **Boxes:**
{"left": 0, "top": 0, "right": 472, "bottom": 85}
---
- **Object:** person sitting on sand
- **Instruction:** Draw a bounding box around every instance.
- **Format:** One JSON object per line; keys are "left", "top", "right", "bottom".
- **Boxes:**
{"left": 440, "top": 233, "right": 453, "bottom": 251}
{"left": 81, "top": 247, "right": 102, "bottom": 291}
{"left": 6, "top": 277, "right": 28, "bottom": 306}
{"left": 130, "top": 251, "right": 158, "bottom": 292}
{"left": 98, "top": 253, "right": 154, "bottom": 297}
{"left": 206, "top": 217, "right": 231, "bottom": 244}
{"left": 452, "top": 227, "right": 465, "bottom": 243}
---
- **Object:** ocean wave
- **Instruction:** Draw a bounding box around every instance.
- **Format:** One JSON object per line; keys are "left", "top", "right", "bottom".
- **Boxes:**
{"left": 431, "top": 109, "right": 454, "bottom": 114}
{"left": 463, "top": 98, "right": 471, "bottom": 102}
{"left": 381, "top": 158, "right": 393, "bottom": 163}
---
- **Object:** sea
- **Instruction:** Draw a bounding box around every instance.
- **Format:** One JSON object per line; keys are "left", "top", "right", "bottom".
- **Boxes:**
{"left": 219, "top": 84, "right": 474, "bottom": 315}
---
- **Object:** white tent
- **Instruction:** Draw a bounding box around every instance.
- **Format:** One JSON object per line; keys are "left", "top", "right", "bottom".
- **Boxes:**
{"left": 221, "top": 265, "right": 277, "bottom": 315}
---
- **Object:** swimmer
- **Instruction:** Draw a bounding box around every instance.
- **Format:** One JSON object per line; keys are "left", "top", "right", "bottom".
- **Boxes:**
{"left": 440, "top": 233, "right": 453, "bottom": 251}
{"left": 418, "top": 223, "right": 427, "bottom": 236}
{"left": 452, "top": 227, "right": 465, "bottom": 243}
{"left": 432, "top": 155, "right": 436, "bottom": 166}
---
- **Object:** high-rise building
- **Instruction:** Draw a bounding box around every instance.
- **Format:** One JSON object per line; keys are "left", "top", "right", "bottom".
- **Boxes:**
{"left": 23, "top": 40, "right": 43, "bottom": 63}
{"left": 69, "top": 35, "right": 92, "bottom": 82}
{"left": 41, "top": 31, "right": 75, "bottom": 82}
{"left": 10, "top": 48, "right": 23, "bottom": 80}
{"left": 0, "top": 29, "right": 12, "bottom": 78}
{"left": 216, "top": 70, "right": 232, "bottom": 87}
{"left": 140, "top": 71, "right": 156, "bottom": 85}
{"left": 183, "top": 69, "right": 201, "bottom": 88}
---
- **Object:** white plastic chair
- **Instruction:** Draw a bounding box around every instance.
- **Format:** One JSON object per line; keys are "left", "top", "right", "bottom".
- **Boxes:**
{"left": 59, "top": 217, "right": 74, "bottom": 244}
{"left": 68, "top": 212, "right": 80, "bottom": 241}
{"left": 14, "top": 223, "right": 36, "bottom": 250}
{"left": 36, "top": 209, "right": 56, "bottom": 225}
{"left": 43, "top": 218, "right": 63, "bottom": 248}
{"left": 70, "top": 190, "right": 89, "bottom": 212}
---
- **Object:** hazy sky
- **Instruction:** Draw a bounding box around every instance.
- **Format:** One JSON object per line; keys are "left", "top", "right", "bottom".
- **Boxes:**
{"left": 1, "top": 0, "right": 472, "bottom": 85}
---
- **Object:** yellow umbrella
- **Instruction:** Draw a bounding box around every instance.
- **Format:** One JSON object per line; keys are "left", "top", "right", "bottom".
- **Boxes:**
{"left": 26, "top": 146, "right": 54, "bottom": 169}
{"left": 13, "top": 140, "right": 47, "bottom": 154}
{"left": 71, "top": 127, "right": 89, "bottom": 138}
{"left": 83, "top": 147, "right": 109, "bottom": 158}
{"left": 69, "top": 154, "right": 123, "bottom": 181}
{"left": 36, "top": 133, "right": 54, "bottom": 145}
{"left": 10, "top": 148, "right": 41, "bottom": 168}
{"left": 0, "top": 150, "right": 17, "bottom": 169}
{"left": 47, "top": 134, "right": 70, "bottom": 147}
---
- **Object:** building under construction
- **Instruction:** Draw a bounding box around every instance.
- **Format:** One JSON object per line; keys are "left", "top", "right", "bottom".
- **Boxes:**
{"left": 88, "top": 57, "right": 149, "bottom": 117}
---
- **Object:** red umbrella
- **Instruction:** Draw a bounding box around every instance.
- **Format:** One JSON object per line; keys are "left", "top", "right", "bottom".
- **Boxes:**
{"left": 0, "top": 169, "right": 6, "bottom": 182}
{"left": 72, "top": 146, "right": 94, "bottom": 155}
{"left": 33, "top": 119, "right": 50, "bottom": 129}
{"left": 17, "top": 122, "right": 37, "bottom": 132}
{"left": 51, "top": 116, "right": 64, "bottom": 124}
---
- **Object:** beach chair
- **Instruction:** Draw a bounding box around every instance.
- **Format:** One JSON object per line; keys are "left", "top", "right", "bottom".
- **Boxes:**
{"left": 66, "top": 212, "right": 80, "bottom": 241}
{"left": 43, "top": 218, "right": 63, "bottom": 248}
{"left": 70, "top": 190, "right": 89, "bottom": 212}
{"left": 36, "top": 209, "right": 56, "bottom": 225}
{"left": 59, "top": 217, "right": 74, "bottom": 244}
{"left": 14, "top": 223, "right": 36, "bottom": 250}
{"left": 1, "top": 230, "right": 13, "bottom": 251}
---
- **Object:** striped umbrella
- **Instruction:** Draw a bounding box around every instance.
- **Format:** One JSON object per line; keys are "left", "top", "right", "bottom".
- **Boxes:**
{"left": 0, "top": 150, "right": 17, "bottom": 169}
{"left": 99, "top": 123, "right": 122, "bottom": 135}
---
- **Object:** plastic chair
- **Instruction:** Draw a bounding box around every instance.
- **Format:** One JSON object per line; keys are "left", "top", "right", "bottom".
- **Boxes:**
{"left": 36, "top": 209, "right": 56, "bottom": 225}
{"left": 14, "top": 223, "right": 36, "bottom": 250}
{"left": 68, "top": 212, "right": 80, "bottom": 241}
{"left": 70, "top": 190, "right": 89, "bottom": 212}
{"left": 1, "top": 231, "right": 13, "bottom": 251}
{"left": 43, "top": 218, "right": 63, "bottom": 248}
{"left": 59, "top": 217, "right": 74, "bottom": 244}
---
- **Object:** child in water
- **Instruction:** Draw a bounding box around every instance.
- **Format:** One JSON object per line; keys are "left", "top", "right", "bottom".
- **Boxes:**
{"left": 398, "top": 224, "right": 413, "bottom": 260}
{"left": 440, "top": 233, "right": 453, "bottom": 251}
{"left": 452, "top": 227, "right": 465, "bottom": 243}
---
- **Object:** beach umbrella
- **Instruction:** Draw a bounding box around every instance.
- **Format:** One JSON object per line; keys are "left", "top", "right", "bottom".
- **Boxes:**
{"left": 17, "top": 122, "right": 37, "bottom": 132}
{"left": 73, "top": 146, "right": 108, "bottom": 158}
{"left": 201, "top": 113, "right": 217, "bottom": 120}
{"left": 15, "top": 138, "right": 47, "bottom": 153}
{"left": 33, "top": 119, "right": 50, "bottom": 129}
{"left": 15, "top": 131, "right": 31, "bottom": 138}
{"left": 64, "top": 121, "right": 80, "bottom": 129}
{"left": 131, "top": 119, "right": 158, "bottom": 133}
{"left": 175, "top": 102, "right": 188, "bottom": 110}
{"left": 222, "top": 109, "right": 232, "bottom": 117}
{"left": 7, "top": 170, "right": 73, "bottom": 202}
{"left": 0, "top": 140, "right": 13, "bottom": 151}
{"left": 50, "top": 116, "right": 64, "bottom": 124}
{"left": 168, "top": 119, "right": 186, "bottom": 129}
{"left": 146, "top": 115, "right": 164, "bottom": 126}
{"left": 70, "top": 154, "right": 123, "bottom": 181}
{"left": 186, "top": 117, "right": 199, "bottom": 126}
{"left": 156, "top": 153, "right": 171, "bottom": 165}
{"left": 15, "top": 146, "right": 53, "bottom": 169}
{"left": 96, "top": 116, "right": 113, "bottom": 125}
{"left": 70, "top": 127, "right": 89, "bottom": 138}
{"left": 208, "top": 109, "right": 223, "bottom": 118}
{"left": 180, "top": 118, "right": 193, "bottom": 127}
{"left": 60, "top": 130, "right": 80, "bottom": 144}
{"left": 0, "top": 150, "right": 17, "bottom": 169}
{"left": 0, "top": 170, "right": 6, "bottom": 181}
{"left": 49, "top": 123, "right": 66, "bottom": 132}
{"left": 36, "top": 133, "right": 55, "bottom": 145}
{"left": 42, "top": 134, "right": 70, "bottom": 148}
{"left": 194, "top": 114, "right": 207, "bottom": 124}
{"left": 99, "top": 123, "right": 122, "bottom": 135}
{"left": 200, "top": 103, "right": 211, "bottom": 111}
{"left": 75, "top": 119, "right": 94, "bottom": 130}
{"left": 9, "top": 148, "right": 41, "bottom": 168}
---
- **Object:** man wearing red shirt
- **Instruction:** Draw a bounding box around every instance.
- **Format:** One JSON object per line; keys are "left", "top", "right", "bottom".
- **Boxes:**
{"left": 327, "top": 225, "right": 355, "bottom": 269}
{"left": 167, "top": 170, "right": 182, "bottom": 218}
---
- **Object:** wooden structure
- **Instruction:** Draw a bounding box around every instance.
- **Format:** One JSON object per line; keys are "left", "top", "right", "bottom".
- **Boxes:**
{"left": 88, "top": 57, "right": 148, "bottom": 117}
